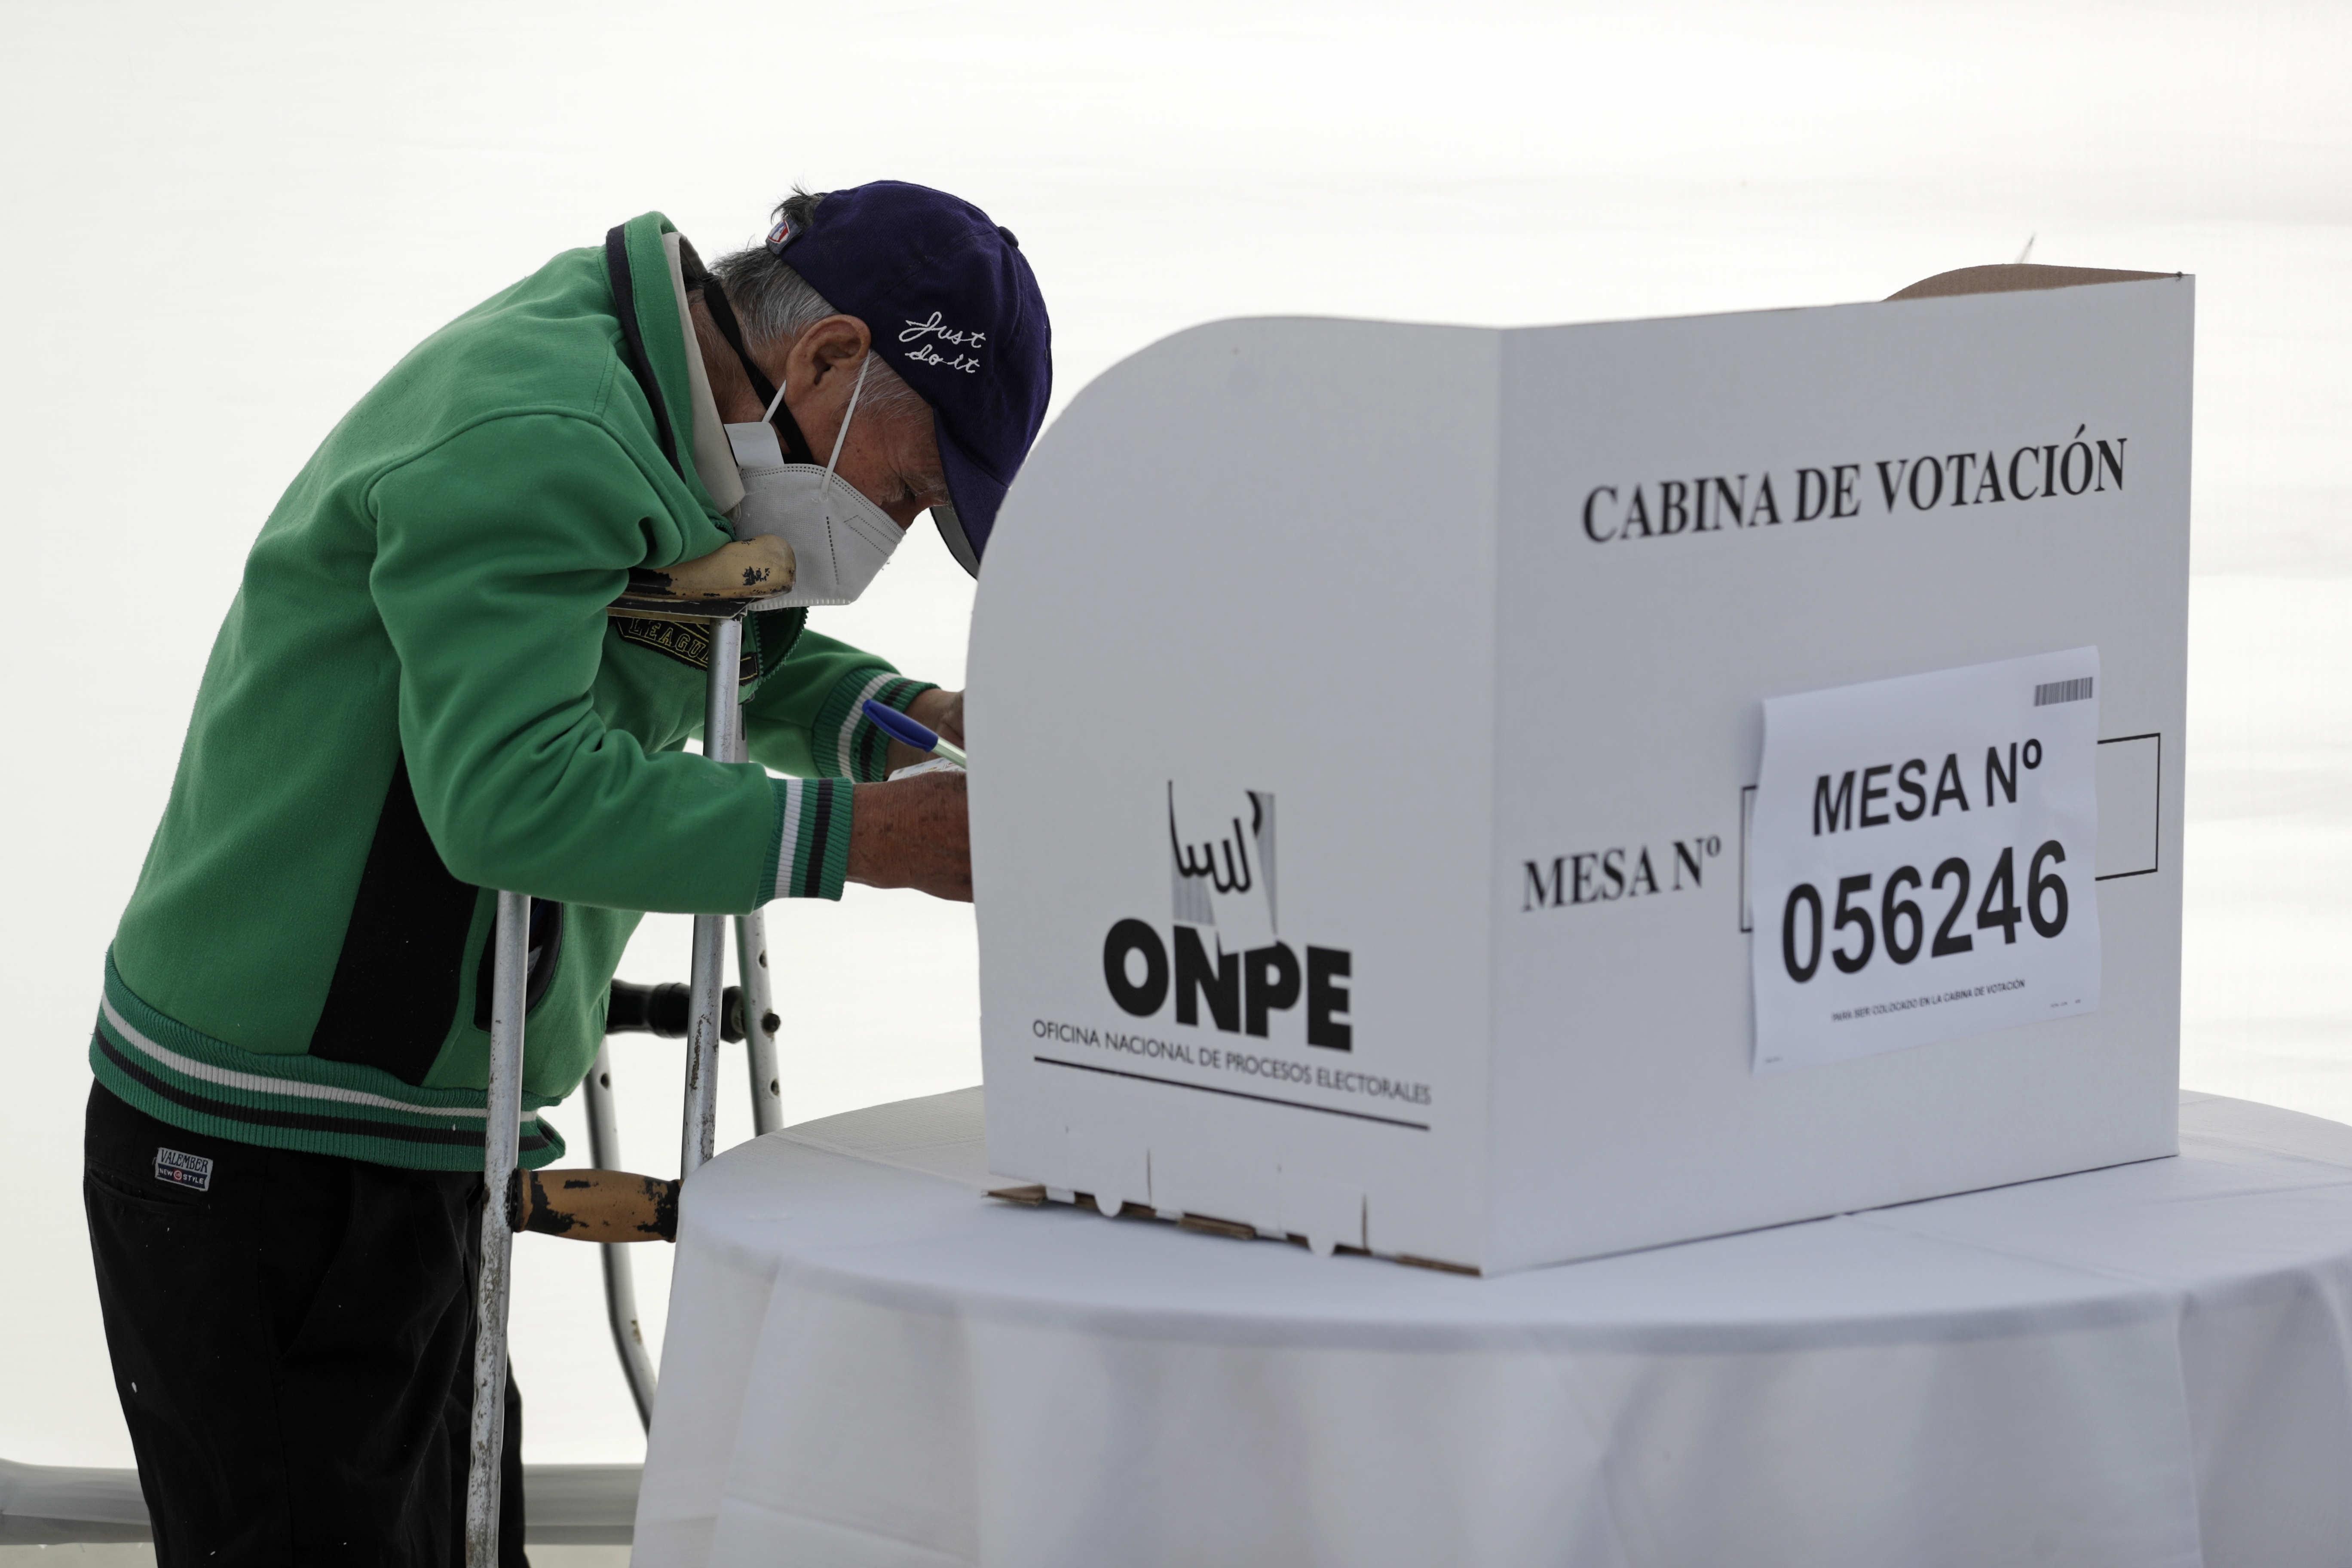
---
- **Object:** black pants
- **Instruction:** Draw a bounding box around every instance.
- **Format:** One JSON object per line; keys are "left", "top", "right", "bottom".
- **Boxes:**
{"left": 83, "top": 1083, "right": 527, "bottom": 1565}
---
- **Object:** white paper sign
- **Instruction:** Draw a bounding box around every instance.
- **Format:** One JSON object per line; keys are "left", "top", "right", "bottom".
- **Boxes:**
{"left": 1751, "top": 649, "right": 2103, "bottom": 1072}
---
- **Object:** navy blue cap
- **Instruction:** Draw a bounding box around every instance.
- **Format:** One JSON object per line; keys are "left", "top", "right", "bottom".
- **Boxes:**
{"left": 768, "top": 181, "right": 1051, "bottom": 574}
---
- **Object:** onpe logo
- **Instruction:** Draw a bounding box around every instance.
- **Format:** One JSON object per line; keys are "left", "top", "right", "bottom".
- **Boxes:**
{"left": 1100, "top": 784, "right": 1352, "bottom": 1049}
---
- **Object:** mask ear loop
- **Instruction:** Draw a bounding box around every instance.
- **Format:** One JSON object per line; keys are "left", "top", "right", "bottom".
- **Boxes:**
{"left": 818, "top": 353, "right": 874, "bottom": 492}
{"left": 812, "top": 353, "right": 876, "bottom": 585}
{"left": 756, "top": 370, "right": 819, "bottom": 466}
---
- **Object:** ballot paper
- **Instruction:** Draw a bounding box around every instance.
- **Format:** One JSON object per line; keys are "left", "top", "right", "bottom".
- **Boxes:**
{"left": 1750, "top": 649, "right": 2103, "bottom": 1072}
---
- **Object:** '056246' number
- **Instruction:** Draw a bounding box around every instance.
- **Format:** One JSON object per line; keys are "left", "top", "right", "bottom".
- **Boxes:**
{"left": 1781, "top": 841, "right": 2070, "bottom": 984}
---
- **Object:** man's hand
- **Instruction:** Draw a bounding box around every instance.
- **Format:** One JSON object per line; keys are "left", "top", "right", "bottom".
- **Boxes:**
{"left": 847, "top": 770, "right": 970, "bottom": 901}
{"left": 885, "top": 687, "right": 965, "bottom": 775}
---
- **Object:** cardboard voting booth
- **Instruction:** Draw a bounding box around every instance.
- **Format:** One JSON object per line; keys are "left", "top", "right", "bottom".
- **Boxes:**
{"left": 967, "top": 270, "right": 2191, "bottom": 1274}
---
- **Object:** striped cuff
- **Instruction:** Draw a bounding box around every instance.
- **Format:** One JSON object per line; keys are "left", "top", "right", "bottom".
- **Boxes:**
{"left": 764, "top": 776, "right": 853, "bottom": 901}
{"left": 812, "top": 670, "right": 938, "bottom": 782}
{"left": 92, "top": 952, "right": 565, "bottom": 1173}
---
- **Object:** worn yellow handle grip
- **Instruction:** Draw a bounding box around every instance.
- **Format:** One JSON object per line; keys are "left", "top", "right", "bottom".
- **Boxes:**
{"left": 508, "top": 1168, "right": 678, "bottom": 1243}
{"left": 606, "top": 536, "right": 797, "bottom": 620}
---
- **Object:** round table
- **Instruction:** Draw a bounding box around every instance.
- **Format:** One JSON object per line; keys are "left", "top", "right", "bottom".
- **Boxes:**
{"left": 631, "top": 1088, "right": 2352, "bottom": 1568}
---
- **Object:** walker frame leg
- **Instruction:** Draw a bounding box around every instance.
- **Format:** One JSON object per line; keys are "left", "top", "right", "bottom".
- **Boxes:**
{"left": 582, "top": 1042, "right": 658, "bottom": 1429}
{"left": 465, "top": 889, "right": 530, "bottom": 1565}
{"left": 681, "top": 615, "right": 745, "bottom": 1178}
{"left": 725, "top": 653, "right": 784, "bottom": 1137}
{"left": 735, "top": 909, "right": 782, "bottom": 1135}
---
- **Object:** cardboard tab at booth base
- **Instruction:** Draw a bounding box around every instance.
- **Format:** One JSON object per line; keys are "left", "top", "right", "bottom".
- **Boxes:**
{"left": 988, "top": 1182, "right": 1411, "bottom": 1268}
{"left": 992, "top": 1128, "right": 1376, "bottom": 1261}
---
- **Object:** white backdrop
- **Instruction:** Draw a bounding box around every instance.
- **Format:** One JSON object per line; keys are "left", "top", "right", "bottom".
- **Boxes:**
{"left": 2, "top": 0, "right": 2347, "bottom": 1469}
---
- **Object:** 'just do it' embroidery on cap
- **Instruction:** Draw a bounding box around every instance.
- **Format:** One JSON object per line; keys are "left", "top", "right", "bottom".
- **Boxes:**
{"left": 900, "top": 310, "right": 985, "bottom": 374}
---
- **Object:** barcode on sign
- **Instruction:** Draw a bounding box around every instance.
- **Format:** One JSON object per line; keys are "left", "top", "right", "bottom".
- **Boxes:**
{"left": 2034, "top": 677, "right": 2095, "bottom": 707}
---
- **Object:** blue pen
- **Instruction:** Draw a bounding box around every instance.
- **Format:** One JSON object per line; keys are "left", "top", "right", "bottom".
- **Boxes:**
{"left": 863, "top": 699, "right": 968, "bottom": 768}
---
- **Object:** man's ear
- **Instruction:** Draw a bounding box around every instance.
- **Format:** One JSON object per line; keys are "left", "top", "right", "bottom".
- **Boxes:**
{"left": 798, "top": 314, "right": 874, "bottom": 387}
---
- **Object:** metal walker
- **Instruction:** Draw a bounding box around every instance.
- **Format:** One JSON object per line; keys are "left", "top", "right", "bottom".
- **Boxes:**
{"left": 463, "top": 600, "right": 784, "bottom": 1563}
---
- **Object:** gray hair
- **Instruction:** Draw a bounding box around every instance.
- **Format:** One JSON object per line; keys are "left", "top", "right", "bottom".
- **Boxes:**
{"left": 707, "top": 189, "right": 925, "bottom": 417}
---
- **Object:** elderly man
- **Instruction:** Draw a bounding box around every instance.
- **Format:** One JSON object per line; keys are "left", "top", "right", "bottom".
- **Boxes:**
{"left": 81, "top": 182, "right": 1049, "bottom": 1565}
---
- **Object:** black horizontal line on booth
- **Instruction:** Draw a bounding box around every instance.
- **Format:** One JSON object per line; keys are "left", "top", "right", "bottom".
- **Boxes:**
{"left": 1031, "top": 1056, "right": 1432, "bottom": 1131}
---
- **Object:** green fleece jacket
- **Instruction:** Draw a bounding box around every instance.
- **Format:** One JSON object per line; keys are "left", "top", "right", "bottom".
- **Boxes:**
{"left": 94, "top": 213, "right": 932, "bottom": 1170}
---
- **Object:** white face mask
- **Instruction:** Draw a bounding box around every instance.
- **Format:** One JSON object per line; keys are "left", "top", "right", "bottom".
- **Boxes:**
{"left": 724, "top": 355, "right": 905, "bottom": 607}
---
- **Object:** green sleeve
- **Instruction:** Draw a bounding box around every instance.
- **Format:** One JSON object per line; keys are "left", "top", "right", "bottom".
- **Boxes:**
{"left": 743, "top": 626, "right": 937, "bottom": 782}
{"left": 368, "top": 413, "right": 842, "bottom": 910}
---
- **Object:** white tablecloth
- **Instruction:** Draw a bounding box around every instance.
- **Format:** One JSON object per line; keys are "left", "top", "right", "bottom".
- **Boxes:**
{"left": 632, "top": 1089, "right": 2352, "bottom": 1568}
